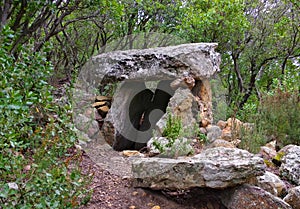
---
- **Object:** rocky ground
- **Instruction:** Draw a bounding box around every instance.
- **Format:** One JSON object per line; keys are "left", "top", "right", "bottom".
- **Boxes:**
{"left": 79, "top": 150, "right": 227, "bottom": 209}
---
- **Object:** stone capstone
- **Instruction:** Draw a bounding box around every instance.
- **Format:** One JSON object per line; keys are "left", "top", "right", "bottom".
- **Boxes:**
{"left": 91, "top": 43, "right": 220, "bottom": 83}
{"left": 131, "top": 147, "right": 265, "bottom": 190}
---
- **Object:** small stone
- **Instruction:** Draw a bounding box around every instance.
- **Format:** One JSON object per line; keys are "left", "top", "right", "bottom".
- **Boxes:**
{"left": 206, "top": 125, "right": 222, "bottom": 142}
{"left": 98, "top": 105, "right": 110, "bottom": 113}
{"left": 132, "top": 191, "right": 138, "bottom": 196}
{"left": 217, "top": 120, "right": 227, "bottom": 130}
{"left": 221, "top": 127, "right": 232, "bottom": 141}
{"left": 260, "top": 146, "right": 277, "bottom": 160}
{"left": 151, "top": 206, "right": 161, "bottom": 209}
{"left": 283, "top": 186, "right": 300, "bottom": 209}
{"left": 92, "top": 101, "right": 106, "bottom": 107}
{"left": 122, "top": 150, "right": 143, "bottom": 157}
{"left": 129, "top": 206, "right": 136, "bottom": 209}
{"left": 95, "top": 95, "right": 112, "bottom": 102}
{"left": 255, "top": 171, "right": 287, "bottom": 197}
{"left": 8, "top": 182, "right": 18, "bottom": 190}
{"left": 24, "top": 164, "right": 31, "bottom": 171}
{"left": 205, "top": 139, "right": 235, "bottom": 149}
{"left": 147, "top": 202, "right": 155, "bottom": 207}
{"left": 201, "top": 119, "right": 210, "bottom": 128}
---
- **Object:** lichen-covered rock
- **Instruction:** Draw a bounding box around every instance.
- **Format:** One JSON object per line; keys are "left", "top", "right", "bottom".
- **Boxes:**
{"left": 254, "top": 171, "right": 287, "bottom": 197}
{"left": 220, "top": 184, "right": 292, "bottom": 209}
{"left": 132, "top": 147, "right": 265, "bottom": 190}
{"left": 91, "top": 43, "right": 220, "bottom": 83}
{"left": 147, "top": 137, "right": 194, "bottom": 158}
{"left": 283, "top": 186, "right": 300, "bottom": 209}
{"left": 279, "top": 145, "right": 300, "bottom": 185}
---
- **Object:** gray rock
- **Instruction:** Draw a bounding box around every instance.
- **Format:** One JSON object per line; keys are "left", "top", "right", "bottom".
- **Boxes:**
{"left": 74, "top": 114, "right": 100, "bottom": 139}
{"left": 92, "top": 43, "right": 220, "bottom": 83}
{"left": 279, "top": 145, "right": 300, "bottom": 185}
{"left": 132, "top": 147, "right": 265, "bottom": 190}
{"left": 156, "top": 88, "right": 199, "bottom": 135}
{"left": 204, "top": 139, "right": 235, "bottom": 149}
{"left": 147, "top": 137, "right": 194, "bottom": 158}
{"left": 96, "top": 43, "right": 220, "bottom": 151}
{"left": 255, "top": 171, "right": 287, "bottom": 197}
{"left": 283, "top": 186, "right": 300, "bottom": 209}
{"left": 220, "top": 184, "right": 292, "bottom": 209}
{"left": 206, "top": 125, "right": 222, "bottom": 142}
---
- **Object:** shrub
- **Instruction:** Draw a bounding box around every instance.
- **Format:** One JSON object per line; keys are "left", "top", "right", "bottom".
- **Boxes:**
{"left": 0, "top": 27, "right": 91, "bottom": 208}
{"left": 239, "top": 88, "right": 300, "bottom": 153}
{"left": 258, "top": 88, "right": 299, "bottom": 148}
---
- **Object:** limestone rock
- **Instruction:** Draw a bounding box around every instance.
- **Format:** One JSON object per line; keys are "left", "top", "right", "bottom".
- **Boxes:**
{"left": 147, "top": 137, "right": 194, "bottom": 158}
{"left": 260, "top": 146, "right": 277, "bottom": 160}
{"left": 93, "top": 43, "right": 220, "bottom": 151}
{"left": 205, "top": 139, "right": 235, "bottom": 149}
{"left": 255, "top": 171, "right": 287, "bottom": 197}
{"left": 156, "top": 88, "right": 199, "bottom": 136}
{"left": 74, "top": 113, "right": 100, "bottom": 139}
{"left": 283, "top": 186, "right": 300, "bottom": 209}
{"left": 279, "top": 145, "right": 300, "bottom": 185}
{"left": 220, "top": 184, "right": 292, "bottom": 209}
{"left": 206, "top": 125, "right": 222, "bottom": 142}
{"left": 132, "top": 147, "right": 265, "bottom": 190}
{"left": 216, "top": 120, "right": 227, "bottom": 130}
{"left": 122, "top": 150, "right": 144, "bottom": 157}
{"left": 92, "top": 43, "right": 220, "bottom": 83}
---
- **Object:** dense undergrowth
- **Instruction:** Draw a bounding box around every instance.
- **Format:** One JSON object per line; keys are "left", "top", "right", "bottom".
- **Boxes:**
{"left": 0, "top": 27, "right": 91, "bottom": 208}
{"left": 239, "top": 88, "right": 300, "bottom": 153}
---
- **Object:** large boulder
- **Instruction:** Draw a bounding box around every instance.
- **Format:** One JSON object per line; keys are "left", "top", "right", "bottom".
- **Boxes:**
{"left": 132, "top": 147, "right": 265, "bottom": 190}
{"left": 279, "top": 145, "right": 300, "bottom": 185}
{"left": 91, "top": 43, "right": 220, "bottom": 83}
{"left": 220, "top": 184, "right": 292, "bottom": 209}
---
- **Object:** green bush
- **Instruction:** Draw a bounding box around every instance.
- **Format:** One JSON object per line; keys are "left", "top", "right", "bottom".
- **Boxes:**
{"left": 0, "top": 27, "right": 91, "bottom": 208}
{"left": 239, "top": 88, "right": 300, "bottom": 153}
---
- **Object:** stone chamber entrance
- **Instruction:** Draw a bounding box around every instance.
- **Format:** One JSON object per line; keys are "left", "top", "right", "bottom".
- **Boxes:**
{"left": 72, "top": 43, "right": 221, "bottom": 176}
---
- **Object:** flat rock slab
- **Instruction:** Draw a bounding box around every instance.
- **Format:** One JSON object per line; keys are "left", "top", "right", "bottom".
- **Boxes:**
{"left": 91, "top": 43, "right": 220, "bottom": 83}
{"left": 132, "top": 147, "right": 265, "bottom": 190}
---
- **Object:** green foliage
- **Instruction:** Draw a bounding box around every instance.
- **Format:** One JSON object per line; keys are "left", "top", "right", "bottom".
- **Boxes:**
{"left": 153, "top": 112, "right": 205, "bottom": 157}
{"left": 162, "top": 112, "right": 183, "bottom": 145}
{"left": 0, "top": 27, "right": 91, "bottom": 208}
{"left": 239, "top": 88, "right": 300, "bottom": 153}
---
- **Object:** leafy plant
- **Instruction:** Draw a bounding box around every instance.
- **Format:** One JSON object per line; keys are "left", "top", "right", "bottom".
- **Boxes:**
{"left": 239, "top": 88, "right": 300, "bottom": 153}
{"left": 0, "top": 27, "right": 91, "bottom": 208}
{"left": 162, "top": 112, "right": 183, "bottom": 144}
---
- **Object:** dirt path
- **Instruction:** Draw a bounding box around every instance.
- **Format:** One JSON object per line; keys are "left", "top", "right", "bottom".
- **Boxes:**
{"left": 79, "top": 143, "right": 225, "bottom": 209}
